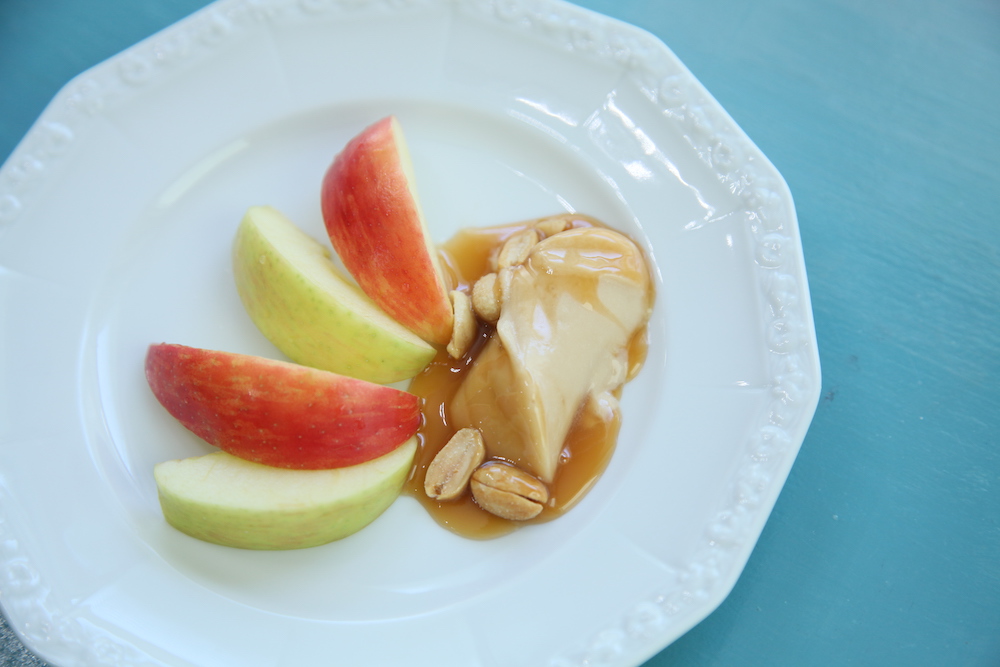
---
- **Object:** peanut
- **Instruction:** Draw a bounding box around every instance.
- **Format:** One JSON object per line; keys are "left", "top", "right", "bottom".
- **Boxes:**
{"left": 447, "top": 289, "right": 476, "bottom": 358}
{"left": 496, "top": 228, "right": 539, "bottom": 269}
{"left": 424, "top": 428, "right": 486, "bottom": 501}
{"left": 535, "top": 216, "right": 571, "bottom": 238}
{"left": 470, "top": 461, "right": 549, "bottom": 521}
{"left": 472, "top": 272, "right": 502, "bottom": 323}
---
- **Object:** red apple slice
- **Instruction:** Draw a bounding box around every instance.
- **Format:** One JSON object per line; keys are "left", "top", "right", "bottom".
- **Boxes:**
{"left": 321, "top": 115, "right": 453, "bottom": 346}
{"left": 145, "top": 343, "right": 420, "bottom": 470}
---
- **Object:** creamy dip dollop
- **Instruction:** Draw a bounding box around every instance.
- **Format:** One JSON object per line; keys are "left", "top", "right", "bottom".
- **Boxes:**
{"left": 449, "top": 226, "right": 653, "bottom": 483}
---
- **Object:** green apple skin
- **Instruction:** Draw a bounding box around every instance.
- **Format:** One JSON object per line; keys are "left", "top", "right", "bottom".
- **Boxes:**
{"left": 232, "top": 205, "right": 436, "bottom": 385}
{"left": 154, "top": 437, "right": 417, "bottom": 550}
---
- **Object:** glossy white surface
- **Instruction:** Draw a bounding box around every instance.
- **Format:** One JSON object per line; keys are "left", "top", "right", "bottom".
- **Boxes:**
{"left": 0, "top": 1, "right": 820, "bottom": 665}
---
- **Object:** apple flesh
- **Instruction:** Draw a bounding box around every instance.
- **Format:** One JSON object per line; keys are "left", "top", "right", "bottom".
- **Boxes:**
{"left": 154, "top": 438, "right": 417, "bottom": 550}
{"left": 321, "top": 116, "right": 454, "bottom": 346}
{"left": 232, "top": 205, "right": 436, "bottom": 385}
{"left": 145, "top": 343, "right": 420, "bottom": 470}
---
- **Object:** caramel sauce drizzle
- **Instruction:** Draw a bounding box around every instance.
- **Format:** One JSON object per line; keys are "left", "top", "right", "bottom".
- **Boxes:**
{"left": 404, "top": 214, "right": 650, "bottom": 539}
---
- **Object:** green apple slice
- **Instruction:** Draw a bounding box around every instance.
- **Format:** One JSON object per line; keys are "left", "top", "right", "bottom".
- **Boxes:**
{"left": 154, "top": 437, "right": 417, "bottom": 550}
{"left": 232, "top": 205, "right": 436, "bottom": 385}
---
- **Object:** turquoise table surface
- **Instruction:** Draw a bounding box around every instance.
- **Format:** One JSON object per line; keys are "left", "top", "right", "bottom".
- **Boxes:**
{"left": 1, "top": 0, "right": 997, "bottom": 665}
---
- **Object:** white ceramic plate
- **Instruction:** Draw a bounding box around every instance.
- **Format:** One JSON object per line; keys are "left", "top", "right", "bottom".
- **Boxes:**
{"left": 0, "top": 1, "right": 821, "bottom": 665}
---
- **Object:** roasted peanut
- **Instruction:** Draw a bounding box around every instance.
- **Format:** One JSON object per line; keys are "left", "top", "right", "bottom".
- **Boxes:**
{"left": 496, "top": 266, "right": 516, "bottom": 305}
{"left": 472, "top": 272, "right": 502, "bottom": 323}
{"left": 535, "top": 216, "right": 571, "bottom": 238}
{"left": 470, "top": 461, "right": 549, "bottom": 521}
{"left": 447, "top": 290, "right": 476, "bottom": 358}
{"left": 496, "top": 228, "right": 539, "bottom": 269}
{"left": 424, "top": 428, "right": 486, "bottom": 501}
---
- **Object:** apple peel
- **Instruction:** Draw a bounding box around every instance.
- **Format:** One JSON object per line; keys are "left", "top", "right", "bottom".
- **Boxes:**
{"left": 321, "top": 116, "right": 454, "bottom": 346}
{"left": 154, "top": 439, "right": 417, "bottom": 550}
{"left": 233, "top": 205, "right": 436, "bottom": 385}
{"left": 146, "top": 343, "right": 420, "bottom": 470}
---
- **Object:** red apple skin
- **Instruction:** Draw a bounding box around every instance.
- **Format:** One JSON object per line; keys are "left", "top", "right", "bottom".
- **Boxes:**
{"left": 145, "top": 344, "right": 421, "bottom": 470}
{"left": 321, "top": 116, "right": 453, "bottom": 346}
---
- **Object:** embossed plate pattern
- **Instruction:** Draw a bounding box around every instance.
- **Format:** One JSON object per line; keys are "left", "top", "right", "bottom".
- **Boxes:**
{"left": 0, "top": 1, "right": 820, "bottom": 665}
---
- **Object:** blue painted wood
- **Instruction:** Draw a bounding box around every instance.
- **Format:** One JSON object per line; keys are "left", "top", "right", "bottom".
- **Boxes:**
{"left": 575, "top": 1, "right": 1000, "bottom": 665}
{"left": 2, "top": 1, "right": 998, "bottom": 665}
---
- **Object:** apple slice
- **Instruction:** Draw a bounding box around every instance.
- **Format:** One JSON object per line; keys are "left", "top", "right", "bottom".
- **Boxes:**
{"left": 233, "top": 205, "right": 436, "bottom": 385}
{"left": 154, "top": 438, "right": 417, "bottom": 550}
{"left": 321, "top": 116, "right": 454, "bottom": 346}
{"left": 145, "top": 343, "right": 420, "bottom": 470}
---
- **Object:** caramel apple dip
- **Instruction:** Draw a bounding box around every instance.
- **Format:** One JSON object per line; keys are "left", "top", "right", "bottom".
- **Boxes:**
{"left": 407, "top": 213, "right": 654, "bottom": 538}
